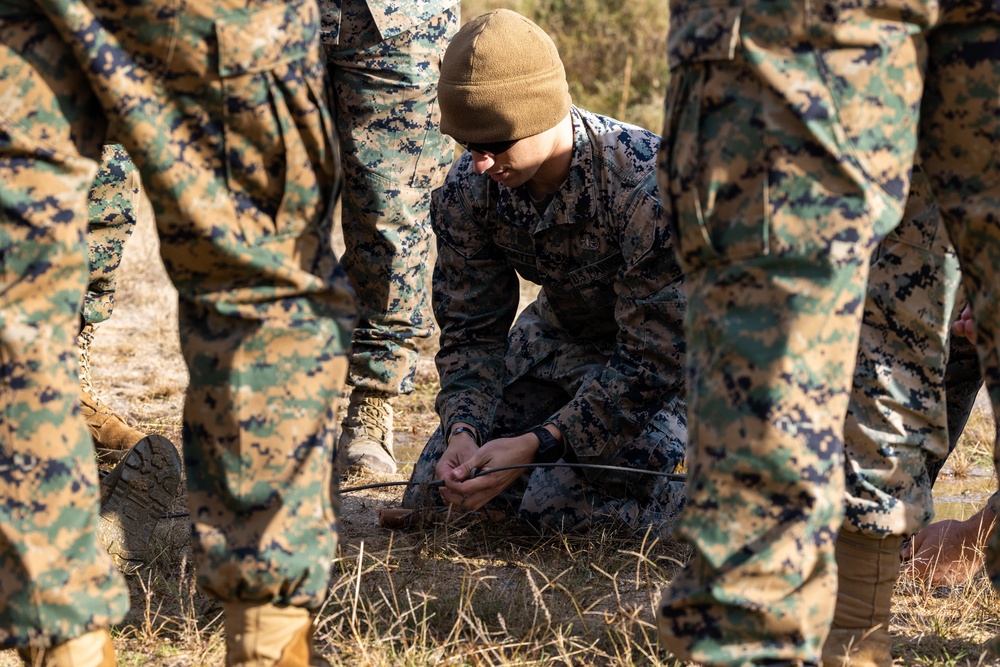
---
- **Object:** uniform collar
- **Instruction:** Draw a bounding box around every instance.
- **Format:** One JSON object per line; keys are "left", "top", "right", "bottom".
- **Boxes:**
{"left": 497, "top": 107, "right": 599, "bottom": 232}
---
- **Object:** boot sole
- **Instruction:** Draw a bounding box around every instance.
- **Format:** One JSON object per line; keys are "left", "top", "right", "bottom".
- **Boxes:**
{"left": 98, "top": 434, "right": 182, "bottom": 574}
{"left": 339, "top": 435, "right": 397, "bottom": 476}
{"left": 344, "top": 450, "right": 397, "bottom": 476}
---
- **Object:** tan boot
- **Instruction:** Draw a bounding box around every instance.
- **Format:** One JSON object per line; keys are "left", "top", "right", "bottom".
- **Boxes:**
{"left": 821, "top": 531, "right": 903, "bottom": 667}
{"left": 78, "top": 323, "right": 149, "bottom": 455}
{"left": 98, "top": 432, "right": 182, "bottom": 573}
{"left": 78, "top": 323, "right": 183, "bottom": 572}
{"left": 17, "top": 628, "right": 116, "bottom": 667}
{"left": 223, "top": 602, "right": 330, "bottom": 667}
{"left": 337, "top": 389, "right": 395, "bottom": 474}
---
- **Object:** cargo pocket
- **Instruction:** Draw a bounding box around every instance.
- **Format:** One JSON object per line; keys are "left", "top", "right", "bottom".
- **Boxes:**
{"left": 660, "top": 4, "right": 771, "bottom": 272}
{"left": 215, "top": 0, "right": 333, "bottom": 245}
{"left": 402, "top": 7, "right": 460, "bottom": 191}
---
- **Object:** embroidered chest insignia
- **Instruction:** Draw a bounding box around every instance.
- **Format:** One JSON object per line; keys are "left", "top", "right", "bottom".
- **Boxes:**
{"left": 578, "top": 233, "right": 600, "bottom": 251}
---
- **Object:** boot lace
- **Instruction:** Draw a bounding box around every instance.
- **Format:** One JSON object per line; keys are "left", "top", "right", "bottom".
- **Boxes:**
{"left": 78, "top": 323, "right": 105, "bottom": 407}
{"left": 352, "top": 392, "right": 391, "bottom": 442}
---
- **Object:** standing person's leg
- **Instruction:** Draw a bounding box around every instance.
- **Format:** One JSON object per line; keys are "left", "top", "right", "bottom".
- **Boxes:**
{"left": 80, "top": 143, "right": 154, "bottom": 455}
{"left": 82, "top": 144, "right": 140, "bottom": 334}
{"left": 0, "top": 9, "right": 126, "bottom": 664}
{"left": 655, "top": 2, "right": 927, "bottom": 664}
{"left": 826, "top": 165, "right": 962, "bottom": 666}
{"left": 918, "top": 19, "right": 1000, "bottom": 628}
{"left": 327, "top": 2, "right": 458, "bottom": 474}
{"left": 54, "top": 0, "right": 355, "bottom": 663}
{"left": 82, "top": 143, "right": 183, "bottom": 573}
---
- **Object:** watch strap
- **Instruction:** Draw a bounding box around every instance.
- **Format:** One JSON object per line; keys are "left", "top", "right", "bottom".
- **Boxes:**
{"left": 448, "top": 424, "right": 480, "bottom": 446}
{"left": 530, "top": 425, "right": 563, "bottom": 464}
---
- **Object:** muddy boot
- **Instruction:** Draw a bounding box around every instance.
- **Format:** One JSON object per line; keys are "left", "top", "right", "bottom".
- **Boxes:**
{"left": 17, "top": 628, "right": 116, "bottom": 667}
{"left": 78, "top": 323, "right": 156, "bottom": 466}
{"left": 821, "top": 531, "right": 903, "bottom": 667}
{"left": 224, "top": 602, "right": 331, "bottom": 667}
{"left": 337, "top": 389, "right": 395, "bottom": 474}
{"left": 98, "top": 433, "right": 182, "bottom": 573}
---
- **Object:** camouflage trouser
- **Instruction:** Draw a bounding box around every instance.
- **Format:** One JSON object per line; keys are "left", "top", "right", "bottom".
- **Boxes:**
{"left": 847, "top": 166, "right": 1000, "bottom": 533}
{"left": 657, "top": 3, "right": 1000, "bottom": 664}
{"left": 0, "top": 0, "right": 352, "bottom": 648}
{"left": 848, "top": 164, "right": 989, "bottom": 529}
{"left": 324, "top": 2, "right": 457, "bottom": 396}
{"left": 83, "top": 144, "right": 142, "bottom": 327}
{"left": 842, "top": 166, "right": 964, "bottom": 537}
{"left": 402, "top": 308, "right": 687, "bottom": 535}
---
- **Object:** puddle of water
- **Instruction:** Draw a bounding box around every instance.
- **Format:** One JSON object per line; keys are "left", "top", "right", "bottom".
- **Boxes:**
{"left": 931, "top": 470, "right": 995, "bottom": 522}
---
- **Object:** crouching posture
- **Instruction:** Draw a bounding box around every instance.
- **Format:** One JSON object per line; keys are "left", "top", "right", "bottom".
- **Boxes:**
{"left": 402, "top": 9, "right": 687, "bottom": 535}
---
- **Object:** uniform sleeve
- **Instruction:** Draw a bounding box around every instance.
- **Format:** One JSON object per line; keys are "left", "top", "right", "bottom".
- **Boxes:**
{"left": 548, "top": 182, "right": 686, "bottom": 463}
{"left": 431, "top": 167, "right": 521, "bottom": 439}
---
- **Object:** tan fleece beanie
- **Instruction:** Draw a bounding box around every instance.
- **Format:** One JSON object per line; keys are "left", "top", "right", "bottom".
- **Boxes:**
{"left": 438, "top": 9, "right": 572, "bottom": 143}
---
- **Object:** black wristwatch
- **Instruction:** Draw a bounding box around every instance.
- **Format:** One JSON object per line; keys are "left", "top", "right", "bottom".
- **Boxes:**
{"left": 530, "top": 425, "right": 563, "bottom": 464}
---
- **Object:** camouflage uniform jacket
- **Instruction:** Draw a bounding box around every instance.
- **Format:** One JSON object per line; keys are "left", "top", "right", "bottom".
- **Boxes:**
{"left": 320, "top": 0, "right": 459, "bottom": 42}
{"left": 433, "top": 106, "right": 687, "bottom": 463}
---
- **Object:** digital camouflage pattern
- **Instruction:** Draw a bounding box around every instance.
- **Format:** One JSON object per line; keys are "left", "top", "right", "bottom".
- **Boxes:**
{"left": 403, "top": 107, "right": 687, "bottom": 527}
{"left": 404, "top": 300, "right": 687, "bottom": 532}
{"left": 842, "top": 165, "right": 964, "bottom": 538}
{"left": 320, "top": 0, "right": 455, "bottom": 43}
{"left": 83, "top": 144, "right": 141, "bottom": 327}
{"left": 320, "top": 0, "right": 458, "bottom": 396}
{"left": 845, "top": 163, "right": 1000, "bottom": 539}
{"left": 656, "top": 2, "right": 1000, "bottom": 665}
{"left": 0, "top": 0, "right": 353, "bottom": 648}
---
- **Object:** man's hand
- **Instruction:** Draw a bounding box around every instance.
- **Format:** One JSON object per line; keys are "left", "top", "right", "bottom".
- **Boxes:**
{"left": 901, "top": 506, "right": 995, "bottom": 586}
{"left": 953, "top": 304, "right": 976, "bottom": 343}
{"left": 437, "top": 433, "right": 542, "bottom": 510}
{"left": 433, "top": 428, "right": 480, "bottom": 497}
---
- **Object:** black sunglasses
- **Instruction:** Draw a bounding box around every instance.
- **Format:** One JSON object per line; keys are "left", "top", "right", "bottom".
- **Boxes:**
{"left": 455, "top": 137, "right": 520, "bottom": 156}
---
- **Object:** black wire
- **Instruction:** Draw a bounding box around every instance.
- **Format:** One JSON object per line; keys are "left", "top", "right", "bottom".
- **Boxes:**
{"left": 158, "top": 462, "right": 687, "bottom": 520}
{"left": 340, "top": 461, "right": 686, "bottom": 494}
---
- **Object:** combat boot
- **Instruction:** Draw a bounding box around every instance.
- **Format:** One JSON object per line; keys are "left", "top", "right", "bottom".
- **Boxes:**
{"left": 17, "top": 628, "right": 116, "bottom": 667}
{"left": 337, "top": 389, "right": 396, "bottom": 474}
{"left": 98, "top": 432, "right": 182, "bottom": 573}
{"left": 77, "top": 324, "right": 151, "bottom": 458}
{"left": 223, "top": 602, "right": 331, "bottom": 667}
{"left": 821, "top": 531, "right": 903, "bottom": 667}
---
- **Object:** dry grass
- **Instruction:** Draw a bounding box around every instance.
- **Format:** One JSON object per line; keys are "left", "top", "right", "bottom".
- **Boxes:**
{"left": 3, "top": 5, "right": 1000, "bottom": 662}
{"left": 944, "top": 399, "right": 996, "bottom": 480}
{"left": 895, "top": 540, "right": 1000, "bottom": 666}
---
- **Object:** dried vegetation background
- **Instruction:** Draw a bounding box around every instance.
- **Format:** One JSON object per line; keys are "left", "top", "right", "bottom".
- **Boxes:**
{"left": 3, "top": 1, "right": 1000, "bottom": 665}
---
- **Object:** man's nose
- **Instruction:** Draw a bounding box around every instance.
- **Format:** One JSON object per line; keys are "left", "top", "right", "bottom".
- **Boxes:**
{"left": 471, "top": 151, "right": 495, "bottom": 175}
